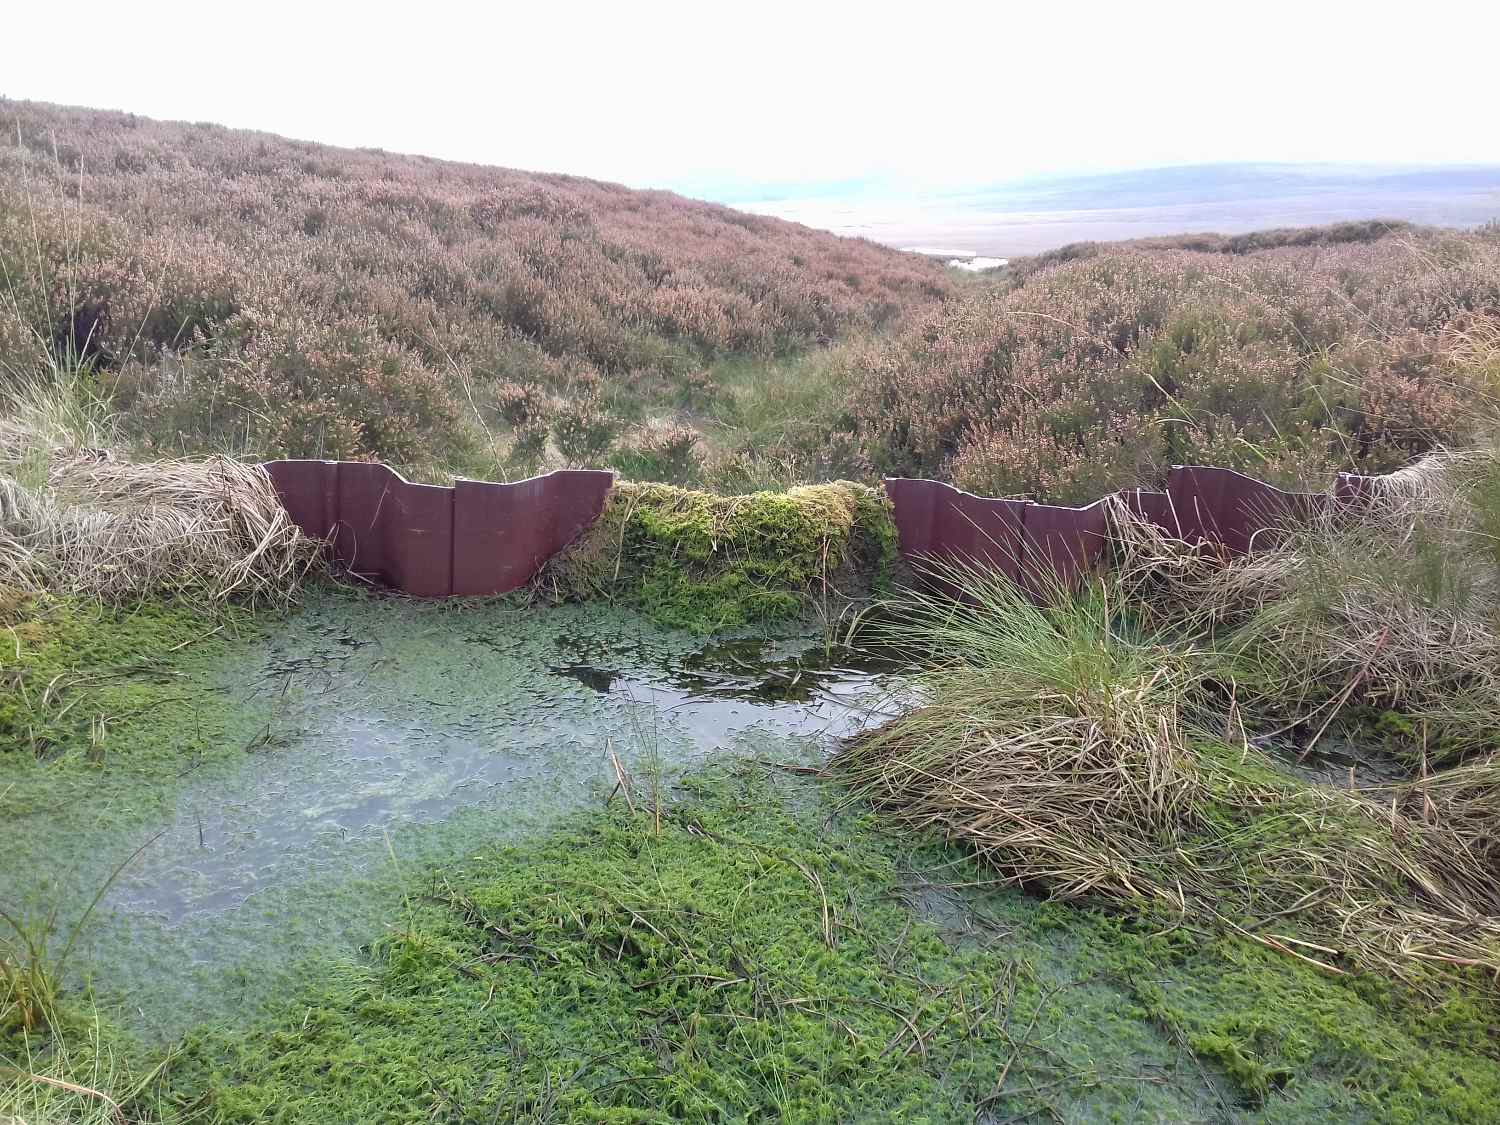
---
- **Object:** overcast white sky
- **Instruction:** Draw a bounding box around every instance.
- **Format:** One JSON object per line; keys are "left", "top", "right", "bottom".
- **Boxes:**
{"left": 6, "top": 1, "right": 1497, "bottom": 196}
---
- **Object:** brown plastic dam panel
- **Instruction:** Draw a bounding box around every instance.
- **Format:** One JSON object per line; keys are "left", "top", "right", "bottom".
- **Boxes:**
{"left": 331, "top": 461, "right": 398, "bottom": 587}
{"left": 262, "top": 461, "right": 615, "bottom": 597}
{"left": 883, "top": 478, "right": 1028, "bottom": 578}
{"left": 1021, "top": 499, "right": 1110, "bottom": 591}
{"left": 1334, "top": 471, "right": 1382, "bottom": 506}
{"left": 885, "top": 465, "right": 1358, "bottom": 593}
{"left": 885, "top": 479, "right": 1111, "bottom": 592}
{"left": 452, "top": 471, "right": 614, "bottom": 596}
{"left": 262, "top": 459, "right": 336, "bottom": 544}
{"left": 1113, "top": 488, "right": 1180, "bottom": 538}
{"left": 264, "top": 459, "right": 1400, "bottom": 601}
{"left": 387, "top": 476, "right": 455, "bottom": 598}
{"left": 1165, "top": 466, "right": 1327, "bottom": 555}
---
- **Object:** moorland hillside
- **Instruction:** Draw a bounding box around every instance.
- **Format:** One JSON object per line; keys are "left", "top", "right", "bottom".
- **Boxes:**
{"left": 0, "top": 100, "right": 950, "bottom": 478}
{"left": 4, "top": 100, "right": 1500, "bottom": 499}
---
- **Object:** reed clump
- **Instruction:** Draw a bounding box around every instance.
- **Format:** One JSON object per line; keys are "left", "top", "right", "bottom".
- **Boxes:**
{"left": 841, "top": 454, "right": 1500, "bottom": 984}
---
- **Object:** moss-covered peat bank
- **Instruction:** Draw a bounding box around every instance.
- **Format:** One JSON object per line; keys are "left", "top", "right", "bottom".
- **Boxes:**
{"left": 537, "top": 479, "right": 899, "bottom": 633}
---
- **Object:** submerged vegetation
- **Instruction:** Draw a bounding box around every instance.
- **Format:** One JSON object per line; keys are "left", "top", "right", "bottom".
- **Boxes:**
{"left": 0, "top": 591, "right": 254, "bottom": 764}
{"left": 1, "top": 590, "right": 263, "bottom": 1115}
{"left": 143, "top": 768, "right": 1498, "bottom": 1123}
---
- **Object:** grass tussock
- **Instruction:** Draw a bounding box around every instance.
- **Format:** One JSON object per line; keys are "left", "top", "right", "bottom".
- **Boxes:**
{"left": 0, "top": 454, "right": 318, "bottom": 606}
{"left": 841, "top": 575, "right": 1206, "bottom": 901}
{"left": 841, "top": 454, "right": 1500, "bottom": 984}
{"left": 1, "top": 1015, "right": 168, "bottom": 1125}
{"left": 0, "top": 373, "right": 320, "bottom": 605}
{"left": 1120, "top": 451, "right": 1500, "bottom": 763}
{"left": 536, "top": 479, "right": 898, "bottom": 631}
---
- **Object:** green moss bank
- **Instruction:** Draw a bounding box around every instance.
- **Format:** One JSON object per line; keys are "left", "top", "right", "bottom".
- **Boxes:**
{"left": 143, "top": 767, "right": 1500, "bottom": 1123}
{"left": 537, "top": 480, "right": 900, "bottom": 632}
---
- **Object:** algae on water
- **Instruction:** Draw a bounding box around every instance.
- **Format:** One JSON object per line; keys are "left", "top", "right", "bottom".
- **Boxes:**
{"left": 0, "top": 585, "right": 905, "bottom": 1041}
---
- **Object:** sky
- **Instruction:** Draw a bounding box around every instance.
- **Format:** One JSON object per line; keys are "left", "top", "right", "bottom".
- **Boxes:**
{"left": 5, "top": 0, "right": 1498, "bottom": 199}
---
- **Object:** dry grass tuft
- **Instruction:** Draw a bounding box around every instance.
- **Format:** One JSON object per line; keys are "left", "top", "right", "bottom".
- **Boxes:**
{"left": 841, "top": 514, "right": 1500, "bottom": 984}
{"left": 1110, "top": 451, "right": 1500, "bottom": 761}
{"left": 842, "top": 570, "right": 1205, "bottom": 902}
{"left": 0, "top": 366, "right": 317, "bottom": 605}
{"left": 0, "top": 453, "right": 319, "bottom": 605}
{"left": 0, "top": 1012, "right": 169, "bottom": 1125}
{"left": 1399, "top": 752, "right": 1500, "bottom": 870}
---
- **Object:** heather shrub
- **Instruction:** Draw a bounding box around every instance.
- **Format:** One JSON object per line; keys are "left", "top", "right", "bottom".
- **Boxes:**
{"left": 674, "top": 368, "right": 722, "bottom": 412}
{"left": 950, "top": 412, "right": 1160, "bottom": 503}
{"left": 0, "top": 98, "right": 951, "bottom": 477}
{"left": 550, "top": 391, "right": 618, "bottom": 465}
{"left": 506, "top": 420, "right": 550, "bottom": 475}
{"left": 491, "top": 380, "right": 547, "bottom": 427}
{"left": 853, "top": 231, "right": 1500, "bottom": 501}
{"left": 9, "top": 99, "right": 1500, "bottom": 499}
{"left": 113, "top": 320, "right": 464, "bottom": 464}
{"left": 608, "top": 421, "right": 704, "bottom": 484}
{"left": 704, "top": 428, "right": 873, "bottom": 495}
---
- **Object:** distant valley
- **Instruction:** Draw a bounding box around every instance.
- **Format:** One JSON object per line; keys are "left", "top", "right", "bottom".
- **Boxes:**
{"left": 724, "top": 163, "right": 1500, "bottom": 255}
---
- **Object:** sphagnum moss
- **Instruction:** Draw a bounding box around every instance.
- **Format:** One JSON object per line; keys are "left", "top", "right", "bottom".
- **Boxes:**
{"left": 536, "top": 479, "right": 898, "bottom": 632}
{"left": 0, "top": 592, "right": 259, "bottom": 764}
{"left": 147, "top": 767, "right": 1500, "bottom": 1123}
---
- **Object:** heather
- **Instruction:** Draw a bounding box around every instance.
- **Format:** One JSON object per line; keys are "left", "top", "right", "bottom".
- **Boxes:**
{"left": 847, "top": 225, "right": 1500, "bottom": 502}
{"left": 8, "top": 101, "right": 1500, "bottom": 503}
{"left": 0, "top": 100, "right": 949, "bottom": 478}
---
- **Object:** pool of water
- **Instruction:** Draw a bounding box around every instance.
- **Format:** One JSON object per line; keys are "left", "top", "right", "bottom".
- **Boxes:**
{"left": 2, "top": 589, "right": 911, "bottom": 1039}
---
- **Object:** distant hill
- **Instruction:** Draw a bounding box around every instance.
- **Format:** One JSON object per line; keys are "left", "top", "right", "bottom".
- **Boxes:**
{"left": 731, "top": 163, "right": 1500, "bottom": 256}
{"left": 0, "top": 100, "right": 950, "bottom": 469}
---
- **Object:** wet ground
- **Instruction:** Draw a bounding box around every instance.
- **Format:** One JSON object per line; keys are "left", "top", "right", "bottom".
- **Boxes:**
{"left": 1253, "top": 732, "right": 1415, "bottom": 791}
{"left": 10, "top": 590, "right": 1495, "bottom": 1122}
{"left": 2, "top": 589, "right": 911, "bottom": 1040}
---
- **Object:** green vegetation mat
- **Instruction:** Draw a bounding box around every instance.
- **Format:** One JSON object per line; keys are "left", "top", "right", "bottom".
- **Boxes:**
{"left": 1, "top": 593, "right": 264, "bottom": 787}
{"left": 141, "top": 769, "right": 1500, "bottom": 1123}
{"left": 540, "top": 480, "right": 898, "bottom": 632}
